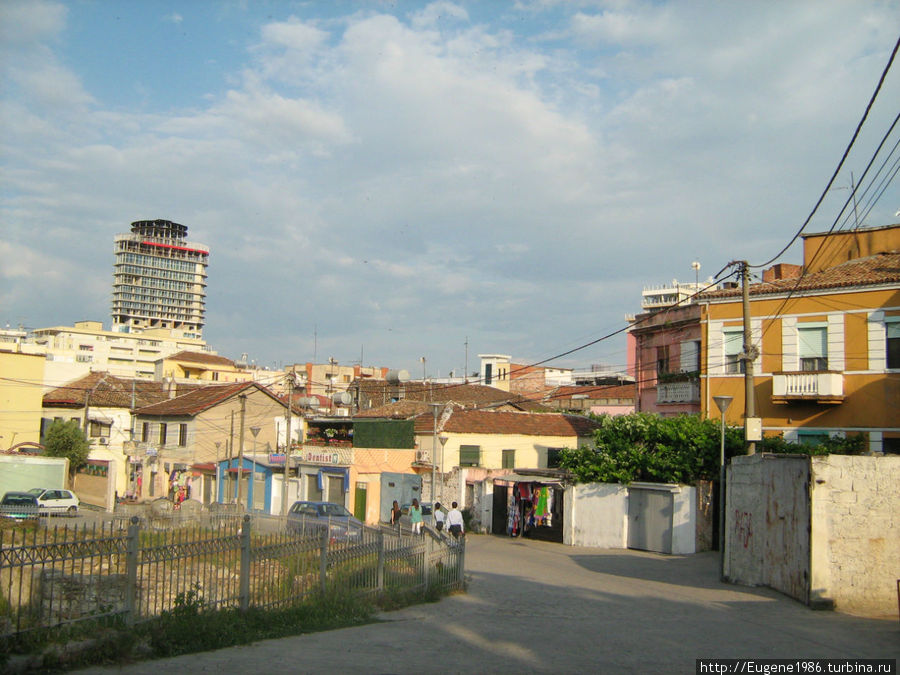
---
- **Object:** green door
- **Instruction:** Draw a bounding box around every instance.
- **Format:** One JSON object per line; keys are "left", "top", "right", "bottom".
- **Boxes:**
{"left": 354, "top": 482, "right": 367, "bottom": 521}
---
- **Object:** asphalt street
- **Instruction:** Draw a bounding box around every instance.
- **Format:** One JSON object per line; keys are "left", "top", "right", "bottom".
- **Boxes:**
{"left": 73, "top": 534, "right": 898, "bottom": 674}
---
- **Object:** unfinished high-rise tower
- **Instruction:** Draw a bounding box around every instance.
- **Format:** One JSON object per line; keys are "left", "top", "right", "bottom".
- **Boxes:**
{"left": 111, "top": 219, "right": 209, "bottom": 338}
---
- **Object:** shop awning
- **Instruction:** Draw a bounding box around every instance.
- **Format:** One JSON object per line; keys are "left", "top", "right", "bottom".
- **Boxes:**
{"left": 491, "top": 473, "right": 564, "bottom": 485}
{"left": 317, "top": 467, "right": 350, "bottom": 493}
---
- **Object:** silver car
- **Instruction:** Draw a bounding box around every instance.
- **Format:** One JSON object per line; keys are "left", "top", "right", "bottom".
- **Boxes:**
{"left": 27, "top": 488, "right": 79, "bottom": 516}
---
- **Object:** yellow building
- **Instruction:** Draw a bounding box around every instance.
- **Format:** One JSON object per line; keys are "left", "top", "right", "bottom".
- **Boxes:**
{"left": 0, "top": 349, "right": 46, "bottom": 450}
{"left": 155, "top": 350, "right": 254, "bottom": 383}
{"left": 701, "top": 224, "right": 900, "bottom": 453}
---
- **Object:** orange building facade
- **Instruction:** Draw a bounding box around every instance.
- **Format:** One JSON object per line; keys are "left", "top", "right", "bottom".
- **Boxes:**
{"left": 700, "top": 225, "right": 900, "bottom": 453}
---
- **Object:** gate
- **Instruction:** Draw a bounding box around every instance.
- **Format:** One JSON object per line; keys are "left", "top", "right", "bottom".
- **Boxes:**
{"left": 725, "top": 455, "right": 811, "bottom": 604}
{"left": 627, "top": 484, "right": 675, "bottom": 553}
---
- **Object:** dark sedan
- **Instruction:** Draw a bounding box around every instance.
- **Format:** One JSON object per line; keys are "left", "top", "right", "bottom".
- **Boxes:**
{"left": 287, "top": 501, "right": 364, "bottom": 542}
{"left": 0, "top": 492, "right": 40, "bottom": 520}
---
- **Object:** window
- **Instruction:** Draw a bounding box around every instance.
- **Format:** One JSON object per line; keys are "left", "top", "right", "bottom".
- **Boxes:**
{"left": 459, "top": 445, "right": 481, "bottom": 467}
{"left": 887, "top": 321, "right": 900, "bottom": 369}
{"left": 141, "top": 422, "right": 149, "bottom": 442}
{"left": 680, "top": 340, "right": 700, "bottom": 373}
{"left": 178, "top": 424, "right": 188, "bottom": 447}
{"left": 723, "top": 329, "right": 744, "bottom": 374}
{"left": 547, "top": 448, "right": 563, "bottom": 468}
{"left": 484, "top": 364, "right": 493, "bottom": 386}
{"left": 502, "top": 449, "right": 515, "bottom": 469}
{"left": 799, "top": 326, "right": 827, "bottom": 371}
{"left": 798, "top": 431, "right": 829, "bottom": 448}
{"left": 158, "top": 423, "right": 167, "bottom": 446}
{"left": 656, "top": 346, "right": 670, "bottom": 376}
{"left": 89, "top": 421, "right": 110, "bottom": 438}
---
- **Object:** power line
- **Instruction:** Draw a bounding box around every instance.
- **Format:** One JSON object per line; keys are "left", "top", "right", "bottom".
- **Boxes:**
{"left": 750, "top": 32, "right": 900, "bottom": 270}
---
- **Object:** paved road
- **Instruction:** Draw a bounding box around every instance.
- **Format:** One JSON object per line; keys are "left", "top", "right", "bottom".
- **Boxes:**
{"left": 76, "top": 535, "right": 898, "bottom": 674}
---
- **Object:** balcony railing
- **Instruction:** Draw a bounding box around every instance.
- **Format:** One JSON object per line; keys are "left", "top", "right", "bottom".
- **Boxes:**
{"left": 656, "top": 380, "right": 700, "bottom": 404}
{"left": 772, "top": 371, "right": 844, "bottom": 404}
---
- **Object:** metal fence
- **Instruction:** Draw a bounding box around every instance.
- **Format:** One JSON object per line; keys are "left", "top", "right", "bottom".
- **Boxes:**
{"left": 0, "top": 513, "right": 465, "bottom": 638}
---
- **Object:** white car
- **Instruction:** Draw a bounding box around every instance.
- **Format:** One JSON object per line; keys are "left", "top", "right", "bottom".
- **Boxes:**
{"left": 27, "top": 488, "right": 79, "bottom": 516}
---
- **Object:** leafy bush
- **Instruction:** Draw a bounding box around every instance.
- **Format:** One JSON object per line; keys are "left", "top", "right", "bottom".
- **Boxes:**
{"left": 559, "top": 413, "right": 867, "bottom": 485}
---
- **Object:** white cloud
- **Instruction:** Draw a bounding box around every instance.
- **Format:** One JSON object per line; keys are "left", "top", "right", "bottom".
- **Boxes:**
{"left": 1, "top": 1, "right": 898, "bottom": 372}
{"left": 0, "top": 0, "right": 66, "bottom": 46}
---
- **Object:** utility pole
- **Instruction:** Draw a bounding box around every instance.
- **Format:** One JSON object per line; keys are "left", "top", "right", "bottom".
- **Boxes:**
{"left": 464, "top": 336, "right": 469, "bottom": 383}
{"left": 236, "top": 394, "right": 247, "bottom": 507}
{"left": 281, "top": 368, "right": 295, "bottom": 516}
{"left": 740, "top": 262, "right": 758, "bottom": 455}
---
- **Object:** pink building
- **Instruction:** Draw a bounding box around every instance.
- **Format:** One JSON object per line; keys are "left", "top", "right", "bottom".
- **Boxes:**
{"left": 629, "top": 303, "right": 702, "bottom": 416}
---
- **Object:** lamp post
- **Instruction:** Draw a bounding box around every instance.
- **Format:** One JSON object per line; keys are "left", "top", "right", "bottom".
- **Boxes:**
{"left": 713, "top": 395, "right": 733, "bottom": 581}
{"left": 429, "top": 403, "right": 441, "bottom": 505}
{"left": 214, "top": 442, "right": 221, "bottom": 503}
{"left": 439, "top": 434, "right": 448, "bottom": 503}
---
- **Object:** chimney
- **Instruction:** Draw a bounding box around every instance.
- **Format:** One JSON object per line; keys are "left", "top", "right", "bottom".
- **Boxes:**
{"left": 762, "top": 263, "right": 802, "bottom": 282}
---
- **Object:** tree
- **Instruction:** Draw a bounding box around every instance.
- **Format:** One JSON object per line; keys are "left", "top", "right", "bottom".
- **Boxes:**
{"left": 43, "top": 419, "right": 90, "bottom": 477}
{"left": 559, "top": 412, "right": 867, "bottom": 485}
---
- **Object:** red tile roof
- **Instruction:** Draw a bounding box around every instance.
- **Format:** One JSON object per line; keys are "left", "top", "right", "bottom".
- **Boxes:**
{"left": 547, "top": 384, "right": 635, "bottom": 402}
{"left": 419, "top": 409, "right": 602, "bottom": 437}
{"left": 43, "top": 372, "right": 174, "bottom": 408}
{"left": 355, "top": 379, "right": 550, "bottom": 412}
{"left": 700, "top": 252, "right": 900, "bottom": 300}
{"left": 355, "top": 400, "right": 434, "bottom": 419}
{"left": 135, "top": 382, "right": 284, "bottom": 417}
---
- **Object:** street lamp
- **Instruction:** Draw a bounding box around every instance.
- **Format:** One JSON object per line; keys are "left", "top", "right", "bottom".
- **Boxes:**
{"left": 713, "top": 395, "right": 732, "bottom": 581}
{"left": 439, "top": 434, "right": 449, "bottom": 503}
{"left": 429, "top": 403, "right": 441, "bottom": 506}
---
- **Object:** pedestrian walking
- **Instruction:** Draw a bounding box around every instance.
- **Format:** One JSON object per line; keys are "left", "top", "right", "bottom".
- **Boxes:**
{"left": 446, "top": 501, "right": 464, "bottom": 540}
{"left": 433, "top": 501, "right": 445, "bottom": 532}
{"left": 390, "top": 500, "right": 402, "bottom": 532}
{"left": 410, "top": 498, "right": 423, "bottom": 535}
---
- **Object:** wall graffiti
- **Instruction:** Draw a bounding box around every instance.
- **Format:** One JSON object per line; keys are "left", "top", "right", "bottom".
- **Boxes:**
{"left": 734, "top": 510, "right": 753, "bottom": 549}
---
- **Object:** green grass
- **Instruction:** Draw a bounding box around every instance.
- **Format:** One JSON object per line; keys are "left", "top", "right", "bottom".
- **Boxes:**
{"left": 0, "top": 582, "right": 454, "bottom": 673}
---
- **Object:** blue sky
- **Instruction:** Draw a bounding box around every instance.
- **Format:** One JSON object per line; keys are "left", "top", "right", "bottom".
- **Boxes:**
{"left": 2, "top": 0, "right": 899, "bottom": 380}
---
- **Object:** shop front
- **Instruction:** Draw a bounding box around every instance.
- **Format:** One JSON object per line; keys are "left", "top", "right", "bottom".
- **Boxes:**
{"left": 491, "top": 473, "right": 565, "bottom": 543}
{"left": 295, "top": 445, "right": 353, "bottom": 509}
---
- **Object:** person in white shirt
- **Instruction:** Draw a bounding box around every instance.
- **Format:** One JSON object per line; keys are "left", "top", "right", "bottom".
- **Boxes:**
{"left": 446, "top": 501, "right": 464, "bottom": 539}
{"left": 433, "top": 501, "right": 445, "bottom": 532}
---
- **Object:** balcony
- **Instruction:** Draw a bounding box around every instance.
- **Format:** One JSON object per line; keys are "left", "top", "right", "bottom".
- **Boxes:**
{"left": 656, "top": 379, "right": 700, "bottom": 404}
{"left": 772, "top": 371, "right": 844, "bottom": 404}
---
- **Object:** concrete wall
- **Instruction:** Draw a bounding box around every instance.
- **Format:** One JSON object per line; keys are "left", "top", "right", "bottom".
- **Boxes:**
{"left": 727, "top": 453, "right": 899, "bottom": 619}
{"left": 562, "top": 482, "right": 700, "bottom": 553}
{"left": 0, "top": 455, "right": 69, "bottom": 494}
{"left": 671, "top": 485, "right": 697, "bottom": 555}
{"left": 809, "top": 455, "right": 900, "bottom": 618}
{"left": 725, "top": 454, "right": 810, "bottom": 600}
{"left": 563, "top": 483, "right": 627, "bottom": 548}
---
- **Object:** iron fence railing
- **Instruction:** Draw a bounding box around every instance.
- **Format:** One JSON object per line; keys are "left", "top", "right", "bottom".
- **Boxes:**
{"left": 0, "top": 513, "right": 465, "bottom": 638}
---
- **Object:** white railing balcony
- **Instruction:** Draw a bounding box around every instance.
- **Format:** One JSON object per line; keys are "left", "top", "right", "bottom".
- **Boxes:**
{"left": 656, "top": 380, "right": 700, "bottom": 404}
{"left": 772, "top": 372, "right": 844, "bottom": 403}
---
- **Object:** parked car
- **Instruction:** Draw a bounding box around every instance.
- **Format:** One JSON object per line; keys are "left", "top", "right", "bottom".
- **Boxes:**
{"left": 26, "top": 488, "right": 79, "bottom": 516}
{"left": 399, "top": 502, "right": 432, "bottom": 527}
{"left": 287, "top": 501, "right": 364, "bottom": 542}
{"left": 0, "top": 492, "right": 40, "bottom": 520}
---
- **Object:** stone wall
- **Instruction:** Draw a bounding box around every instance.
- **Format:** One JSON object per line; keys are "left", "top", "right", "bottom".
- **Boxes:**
{"left": 809, "top": 455, "right": 900, "bottom": 618}
{"left": 727, "top": 453, "right": 900, "bottom": 619}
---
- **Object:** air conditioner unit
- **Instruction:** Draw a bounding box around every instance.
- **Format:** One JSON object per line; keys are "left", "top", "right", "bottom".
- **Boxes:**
{"left": 98, "top": 437, "right": 109, "bottom": 445}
